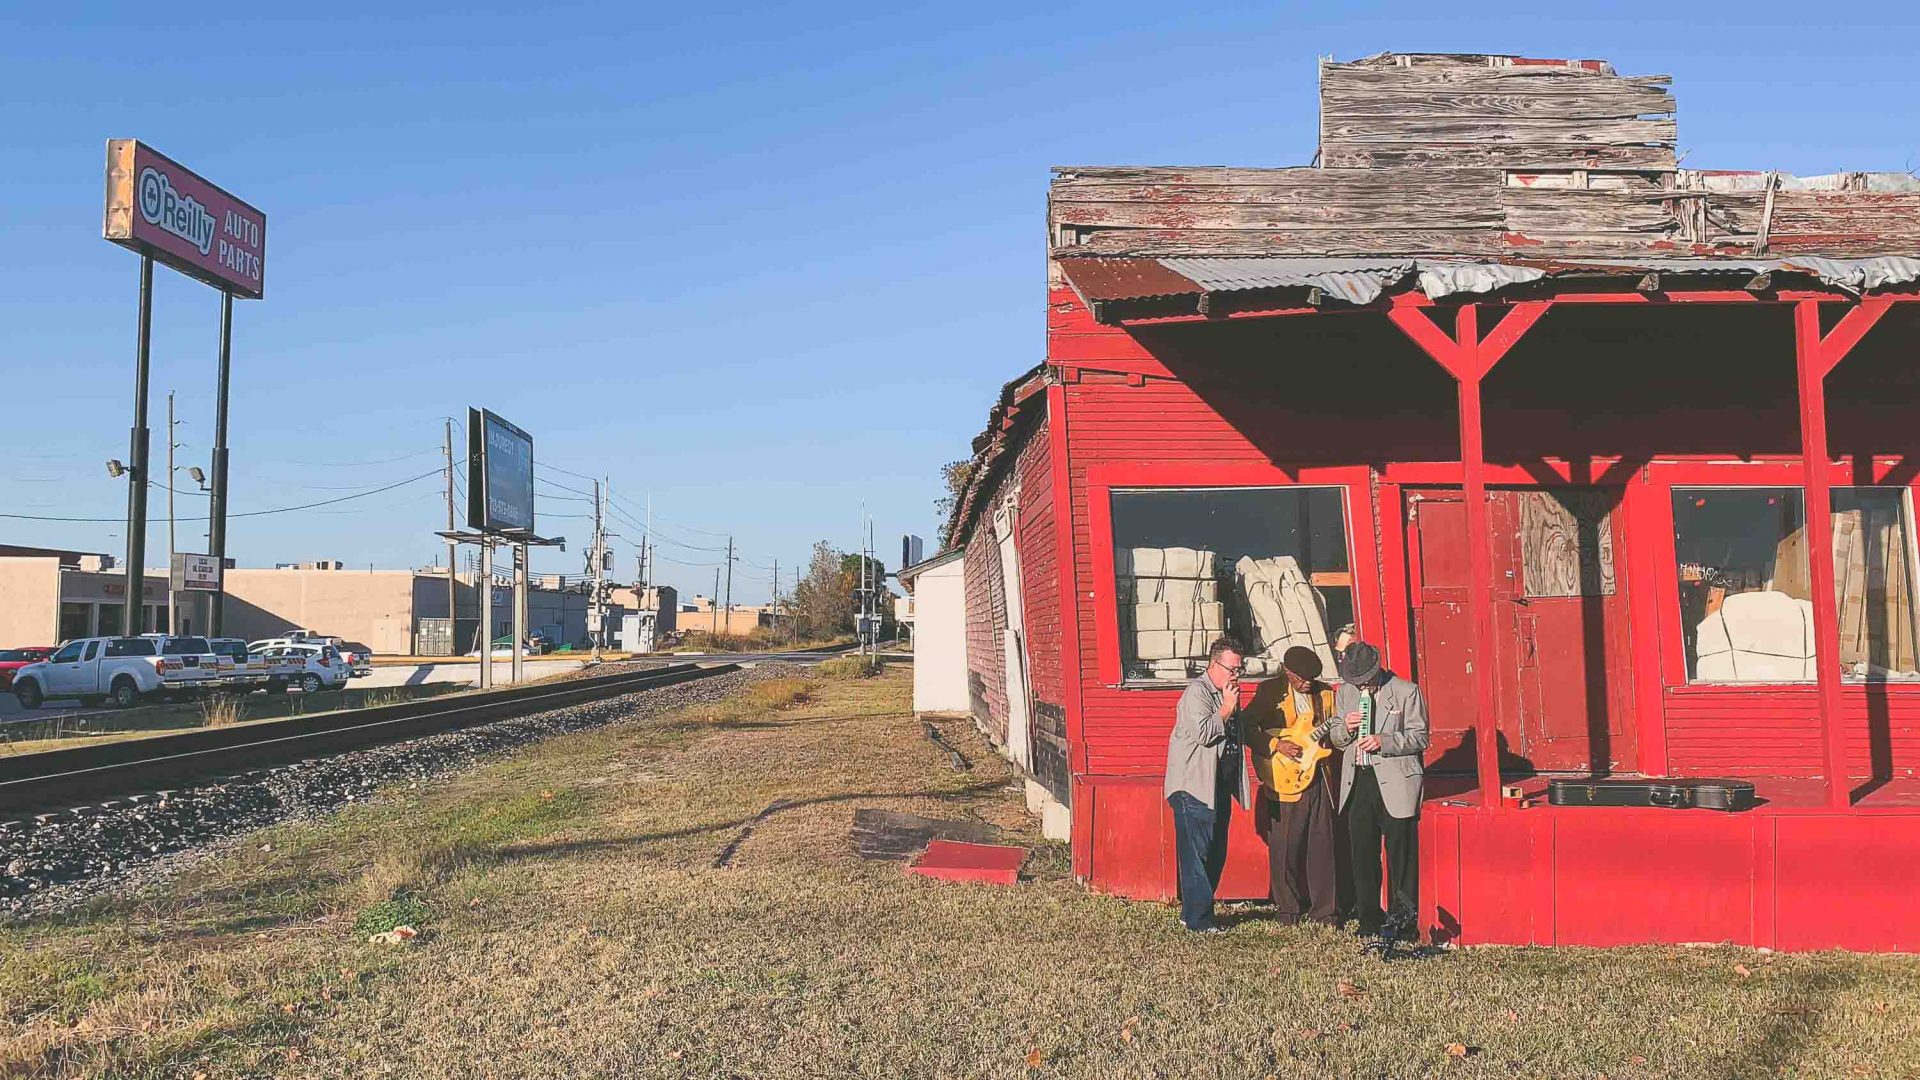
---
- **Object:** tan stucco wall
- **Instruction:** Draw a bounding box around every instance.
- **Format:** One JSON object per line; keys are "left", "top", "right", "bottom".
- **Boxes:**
{"left": 0, "top": 558, "right": 62, "bottom": 646}
{"left": 220, "top": 569, "right": 418, "bottom": 653}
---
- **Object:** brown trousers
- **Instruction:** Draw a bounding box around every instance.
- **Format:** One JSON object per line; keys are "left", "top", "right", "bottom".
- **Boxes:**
{"left": 1259, "top": 772, "right": 1338, "bottom": 924}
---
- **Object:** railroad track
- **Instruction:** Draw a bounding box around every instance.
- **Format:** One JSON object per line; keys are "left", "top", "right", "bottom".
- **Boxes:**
{"left": 0, "top": 662, "right": 736, "bottom": 818}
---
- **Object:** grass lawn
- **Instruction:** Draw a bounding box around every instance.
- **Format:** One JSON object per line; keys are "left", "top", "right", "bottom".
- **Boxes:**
{"left": 4, "top": 668, "right": 1918, "bottom": 1078}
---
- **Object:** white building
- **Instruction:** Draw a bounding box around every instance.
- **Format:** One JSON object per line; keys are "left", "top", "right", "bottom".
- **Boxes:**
{"left": 896, "top": 549, "right": 966, "bottom": 714}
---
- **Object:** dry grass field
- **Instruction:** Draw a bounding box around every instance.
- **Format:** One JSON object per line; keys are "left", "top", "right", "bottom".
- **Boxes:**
{"left": 4, "top": 667, "right": 1919, "bottom": 1079}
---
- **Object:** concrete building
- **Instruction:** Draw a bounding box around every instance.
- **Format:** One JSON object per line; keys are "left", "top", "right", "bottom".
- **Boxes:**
{"left": 679, "top": 595, "right": 787, "bottom": 637}
{"left": 0, "top": 554, "right": 169, "bottom": 646}
{"left": 0, "top": 551, "right": 640, "bottom": 655}
{"left": 897, "top": 549, "right": 967, "bottom": 714}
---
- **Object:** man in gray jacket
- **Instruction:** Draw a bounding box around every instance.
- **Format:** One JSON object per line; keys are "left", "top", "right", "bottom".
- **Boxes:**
{"left": 1319, "top": 641, "right": 1428, "bottom": 937}
{"left": 1163, "top": 636, "right": 1252, "bottom": 932}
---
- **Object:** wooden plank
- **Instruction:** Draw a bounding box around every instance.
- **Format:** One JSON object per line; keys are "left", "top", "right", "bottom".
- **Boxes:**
{"left": 1323, "top": 143, "right": 1675, "bottom": 171}
{"left": 1052, "top": 200, "right": 1499, "bottom": 231}
{"left": 1321, "top": 87, "right": 1673, "bottom": 119}
{"left": 1321, "top": 64, "right": 1670, "bottom": 94}
{"left": 1065, "top": 228, "right": 1508, "bottom": 258}
{"left": 1322, "top": 115, "right": 1674, "bottom": 146}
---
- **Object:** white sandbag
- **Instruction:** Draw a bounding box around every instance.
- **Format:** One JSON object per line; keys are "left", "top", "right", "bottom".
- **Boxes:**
{"left": 1173, "top": 629, "right": 1215, "bottom": 657}
{"left": 1694, "top": 590, "right": 1817, "bottom": 681}
{"left": 1124, "top": 548, "right": 1165, "bottom": 577}
{"left": 1157, "top": 578, "right": 1220, "bottom": 608}
{"left": 1150, "top": 658, "right": 1194, "bottom": 678}
{"left": 1132, "top": 603, "right": 1170, "bottom": 631}
{"left": 1161, "top": 547, "right": 1217, "bottom": 579}
{"left": 1129, "top": 577, "right": 1162, "bottom": 603}
{"left": 1135, "top": 631, "right": 1177, "bottom": 661}
{"left": 1167, "top": 601, "right": 1225, "bottom": 631}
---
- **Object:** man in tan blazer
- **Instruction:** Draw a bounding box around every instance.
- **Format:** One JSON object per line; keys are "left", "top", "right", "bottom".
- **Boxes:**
{"left": 1319, "top": 641, "right": 1428, "bottom": 937}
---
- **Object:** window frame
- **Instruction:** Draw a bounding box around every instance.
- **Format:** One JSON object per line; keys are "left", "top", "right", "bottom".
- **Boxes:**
{"left": 1085, "top": 463, "right": 1377, "bottom": 689}
{"left": 1646, "top": 460, "right": 1920, "bottom": 692}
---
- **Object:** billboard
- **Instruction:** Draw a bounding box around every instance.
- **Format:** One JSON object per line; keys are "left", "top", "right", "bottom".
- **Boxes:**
{"left": 103, "top": 140, "right": 266, "bottom": 299}
{"left": 170, "top": 553, "right": 222, "bottom": 592}
{"left": 466, "top": 407, "right": 535, "bottom": 534}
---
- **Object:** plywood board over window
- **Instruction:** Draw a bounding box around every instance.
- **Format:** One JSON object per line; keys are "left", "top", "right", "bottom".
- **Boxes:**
{"left": 1520, "top": 490, "right": 1617, "bottom": 598}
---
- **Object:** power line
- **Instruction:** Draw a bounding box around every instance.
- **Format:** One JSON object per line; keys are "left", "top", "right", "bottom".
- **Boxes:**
{"left": 0, "top": 467, "right": 444, "bottom": 523}
{"left": 282, "top": 449, "right": 442, "bottom": 467}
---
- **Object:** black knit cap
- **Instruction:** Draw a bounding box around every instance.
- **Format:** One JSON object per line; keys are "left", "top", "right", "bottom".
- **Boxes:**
{"left": 1281, "top": 646, "right": 1322, "bottom": 681}
{"left": 1339, "top": 641, "right": 1382, "bottom": 685}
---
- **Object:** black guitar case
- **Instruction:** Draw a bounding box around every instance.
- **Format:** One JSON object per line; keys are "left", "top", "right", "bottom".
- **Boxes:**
{"left": 1547, "top": 777, "right": 1756, "bottom": 812}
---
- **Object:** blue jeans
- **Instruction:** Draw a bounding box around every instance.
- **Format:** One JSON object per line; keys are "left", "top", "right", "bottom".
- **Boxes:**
{"left": 1169, "top": 782, "right": 1234, "bottom": 931}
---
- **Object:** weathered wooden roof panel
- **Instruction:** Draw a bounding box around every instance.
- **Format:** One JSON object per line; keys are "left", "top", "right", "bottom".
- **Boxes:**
{"left": 1048, "top": 52, "right": 1920, "bottom": 267}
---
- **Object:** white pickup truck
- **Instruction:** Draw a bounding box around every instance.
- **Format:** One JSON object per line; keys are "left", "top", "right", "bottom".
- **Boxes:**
{"left": 9, "top": 635, "right": 223, "bottom": 710}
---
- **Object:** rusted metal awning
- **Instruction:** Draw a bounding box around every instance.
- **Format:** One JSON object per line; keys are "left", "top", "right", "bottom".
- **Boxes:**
{"left": 1057, "top": 254, "right": 1920, "bottom": 318}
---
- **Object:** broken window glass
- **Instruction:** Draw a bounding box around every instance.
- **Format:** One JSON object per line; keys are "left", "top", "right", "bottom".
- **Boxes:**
{"left": 1108, "top": 487, "right": 1351, "bottom": 683}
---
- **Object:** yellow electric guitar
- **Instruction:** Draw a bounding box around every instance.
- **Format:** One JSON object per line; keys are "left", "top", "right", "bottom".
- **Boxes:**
{"left": 1268, "top": 717, "right": 1332, "bottom": 797}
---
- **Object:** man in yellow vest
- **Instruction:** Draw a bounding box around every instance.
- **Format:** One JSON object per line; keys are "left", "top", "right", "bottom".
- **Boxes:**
{"left": 1245, "top": 646, "right": 1339, "bottom": 925}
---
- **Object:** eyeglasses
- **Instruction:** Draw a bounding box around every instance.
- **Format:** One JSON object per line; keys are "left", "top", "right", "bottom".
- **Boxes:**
{"left": 1213, "top": 659, "right": 1245, "bottom": 676}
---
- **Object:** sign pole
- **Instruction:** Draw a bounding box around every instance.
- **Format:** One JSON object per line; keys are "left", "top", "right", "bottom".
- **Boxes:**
{"left": 207, "top": 289, "right": 234, "bottom": 637}
{"left": 512, "top": 542, "right": 527, "bottom": 684}
{"left": 479, "top": 541, "right": 494, "bottom": 690}
{"left": 123, "top": 255, "right": 154, "bottom": 636}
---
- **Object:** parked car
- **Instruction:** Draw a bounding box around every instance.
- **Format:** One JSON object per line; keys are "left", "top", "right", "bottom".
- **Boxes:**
{"left": 469, "top": 638, "right": 539, "bottom": 658}
{"left": 0, "top": 647, "right": 54, "bottom": 691}
{"left": 207, "top": 637, "right": 272, "bottom": 691}
{"left": 259, "top": 643, "right": 351, "bottom": 694}
{"left": 249, "top": 633, "right": 372, "bottom": 676}
{"left": 337, "top": 641, "right": 374, "bottom": 677}
{"left": 10, "top": 635, "right": 222, "bottom": 709}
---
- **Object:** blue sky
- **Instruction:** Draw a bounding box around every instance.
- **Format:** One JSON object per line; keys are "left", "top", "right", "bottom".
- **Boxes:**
{"left": 5, "top": 3, "right": 1920, "bottom": 603}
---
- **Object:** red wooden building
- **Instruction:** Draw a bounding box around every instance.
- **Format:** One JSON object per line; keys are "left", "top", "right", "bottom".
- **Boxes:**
{"left": 945, "top": 53, "right": 1920, "bottom": 951}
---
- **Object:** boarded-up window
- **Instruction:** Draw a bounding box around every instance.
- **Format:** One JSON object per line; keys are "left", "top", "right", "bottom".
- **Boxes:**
{"left": 1520, "top": 490, "right": 1616, "bottom": 598}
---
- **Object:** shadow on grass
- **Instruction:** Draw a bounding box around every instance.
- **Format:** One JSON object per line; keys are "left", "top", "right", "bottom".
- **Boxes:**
{"left": 497, "top": 782, "right": 1011, "bottom": 866}
{"left": 1707, "top": 963, "right": 1859, "bottom": 1079}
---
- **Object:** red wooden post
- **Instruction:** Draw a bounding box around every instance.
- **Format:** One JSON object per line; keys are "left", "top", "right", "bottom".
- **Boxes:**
{"left": 1452, "top": 306, "right": 1505, "bottom": 803}
{"left": 1389, "top": 301, "right": 1551, "bottom": 804}
{"left": 1793, "top": 298, "right": 1892, "bottom": 808}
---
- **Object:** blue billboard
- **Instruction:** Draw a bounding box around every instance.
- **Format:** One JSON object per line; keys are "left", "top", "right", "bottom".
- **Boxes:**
{"left": 466, "top": 407, "right": 535, "bottom": 534}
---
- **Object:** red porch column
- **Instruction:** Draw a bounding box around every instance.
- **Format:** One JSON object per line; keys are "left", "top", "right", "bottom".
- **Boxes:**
{"left": 1793, "top": 298, "right": 1892, "bottom": 808}
{"left": 1389, "top": 300, "right": 1551, "bottom": 803}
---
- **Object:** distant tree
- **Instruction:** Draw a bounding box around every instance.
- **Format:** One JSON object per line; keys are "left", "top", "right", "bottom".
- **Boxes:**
{"left": 935, "top": 459, "right": 975, "bottom": 547}
{"left": 840, "top": 552, "right": 897, "bottom": 638}
{"left": 790, "top": 541, "right": 853, "bottom": 638}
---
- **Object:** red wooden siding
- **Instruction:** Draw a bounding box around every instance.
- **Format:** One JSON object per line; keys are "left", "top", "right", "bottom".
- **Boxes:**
{"left": 1665, "top": 686, "right": 1920, "bottom": 778}
{"left": 1423, "top": 802, "right": 1920, "bottom": 950}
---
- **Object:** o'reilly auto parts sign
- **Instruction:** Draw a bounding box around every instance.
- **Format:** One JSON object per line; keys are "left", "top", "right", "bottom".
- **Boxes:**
{"left": 103, "top": 140, "right": 266, "bottom": 299}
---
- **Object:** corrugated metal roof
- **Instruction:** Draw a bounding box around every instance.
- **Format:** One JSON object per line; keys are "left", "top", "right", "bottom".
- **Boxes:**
{"left": 1064, "top": 253, "right": 1920, "bottom": 311}
{"left": 1056, "top": 258, "right": 1201, "bottom": 302}
{"left": 1779, "top": 256, "right": 1920, "bottom": 292}
{"left": 1416, "top": 261, "right": 1546, "bottom": 298}
{"left": 1159, "top": 257, "right": 1415, "bottom": 305}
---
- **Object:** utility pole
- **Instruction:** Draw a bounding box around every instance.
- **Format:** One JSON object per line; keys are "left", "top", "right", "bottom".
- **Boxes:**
{"left": 166, "top": 391, "right": 178, "bottom": 634}
{"left": 772, "top": 557, "right": 780, "bottom": 640}
{"left": 864, "top": 499, "right": 871, "bottom": 653}
{"left": 723, "top": 536, "right": 734, "bottom": 639}
{"left": 589, "top": 479, "right": 606, "bottom": 661}
{"left": 444, "top": 418, "right": 457, "bottom": 652}
{"left": 712, "top": 568, "right": 721, "bottom": 635}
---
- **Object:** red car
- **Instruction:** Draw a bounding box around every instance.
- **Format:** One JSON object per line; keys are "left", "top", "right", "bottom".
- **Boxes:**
{"left": 0, "top": 647, "right": 55, "bottom": 690}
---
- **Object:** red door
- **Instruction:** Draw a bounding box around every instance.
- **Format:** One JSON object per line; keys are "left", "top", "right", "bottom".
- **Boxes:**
{"left": 1406, "top": 488, "right": 1637, "bottom": 776}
